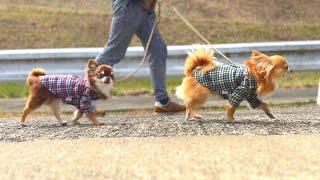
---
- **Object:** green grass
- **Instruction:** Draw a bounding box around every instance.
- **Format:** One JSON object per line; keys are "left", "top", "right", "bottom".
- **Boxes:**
{"left": 278, "top": 72, "right": 320, "bottom": 88}
{"left": 0, "top": 72, "right": 319, "bottom": 99}
{"left": 113, "top": 77, "right": 182, "bottom": 96}
{"left": 0, "top": 82, "right": 29, "bottom": 98}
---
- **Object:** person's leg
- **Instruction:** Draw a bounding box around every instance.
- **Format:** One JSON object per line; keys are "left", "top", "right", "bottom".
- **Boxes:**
{"left": 135, "top": 11, "right": 185, "bottom": 113}
{"left": 135, "top": 11, "right": 169, "bottom": 104}
{"left": 95, "top": 1, "right": 146, "bottom": 66}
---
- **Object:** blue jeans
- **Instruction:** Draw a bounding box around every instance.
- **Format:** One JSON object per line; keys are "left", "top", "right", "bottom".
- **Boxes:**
{"left": 95, "top": 0, "right": 168, "bottom": 102}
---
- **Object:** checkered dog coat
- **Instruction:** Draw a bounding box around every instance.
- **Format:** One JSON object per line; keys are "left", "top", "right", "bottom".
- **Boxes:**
{"left": 39, "top": 75, "right": 101, "bottom": 113}
{"left": 193, "top": 64, "right": 262, "bottom": 108}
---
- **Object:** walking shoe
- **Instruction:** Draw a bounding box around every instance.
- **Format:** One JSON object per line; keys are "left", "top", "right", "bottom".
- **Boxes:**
{"left": 154, "top": 100, "right": 186, "bottom": 114}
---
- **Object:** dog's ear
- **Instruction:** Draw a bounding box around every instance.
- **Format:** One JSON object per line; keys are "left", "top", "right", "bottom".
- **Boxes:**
{"left": 86, "top": 59, "right": 99, "bottom": 79}
{"left": 252, "top": 50, "right": 269, "bottom": 57}
{"left": 252, "top": 50, "right": 262, "bottom": 57}
{"left": 251, "top": 50, "right": 270, "bottom": 62}
{"left": 87, "top": 59, "right": 99, "bottom": 70}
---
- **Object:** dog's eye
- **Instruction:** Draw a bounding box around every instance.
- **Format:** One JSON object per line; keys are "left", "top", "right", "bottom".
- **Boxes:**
{"left": 97, "top": 73, "right": 104, "bottom": 79}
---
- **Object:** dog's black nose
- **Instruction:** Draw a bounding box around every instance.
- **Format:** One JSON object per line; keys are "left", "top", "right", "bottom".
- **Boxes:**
{"left": 104, "top": 76, "right": 111, "bottom": 84}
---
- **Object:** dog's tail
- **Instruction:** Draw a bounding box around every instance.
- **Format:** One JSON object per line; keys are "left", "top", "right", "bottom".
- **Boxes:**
{"left": 176, "top": 48, "right": 215, "bottom": 101}
{"left": 183, "top": 48, "right": 216, "bottom": 76}
{"left": 27, "top": 68, "right": 46, "bottom": 85}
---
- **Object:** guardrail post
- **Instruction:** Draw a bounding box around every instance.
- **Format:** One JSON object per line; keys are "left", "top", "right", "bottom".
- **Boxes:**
{"left": 318, "top": 80, "right": 320, "bottom": 106}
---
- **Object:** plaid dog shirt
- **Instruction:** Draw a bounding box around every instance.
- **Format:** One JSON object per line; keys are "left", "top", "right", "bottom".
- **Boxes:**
{"left": 193, "top": 64, "right": 262, "bottom": 108}
{"left": 39, "top": 75, "right": 101, "bottom": 113}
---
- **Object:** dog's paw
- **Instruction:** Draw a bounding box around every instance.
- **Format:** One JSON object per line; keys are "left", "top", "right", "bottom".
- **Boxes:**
{"left": 60, "top": 122, "right": 68, "bottom": 126}
{"left": 226, "top": 117, "right": 235, "bottom": 123}
{"left": 265, "top": 111, "right": 276, "bottom": 119}
{"left": 188, "top": 117, "right": 197, "bottom": 121}
{"left": 194, "top": 114, "right": 204, "bottom": 119}
{"left": 188, "top": 117, "right": 203, "bottom": 121}
{"left": 226, "top": 121, "right": 235, "bottom": 124}
{"left": 72, "top": 121, "right": 80, "bottom": 126}
{"left": 185, "top": 115, "right": 204, "bottom": 121}
{"left": 20, "top": 123, "right": 27, "bottom": 127}
{"left": 94, "top": 121, "right": 106, "bottom": 126}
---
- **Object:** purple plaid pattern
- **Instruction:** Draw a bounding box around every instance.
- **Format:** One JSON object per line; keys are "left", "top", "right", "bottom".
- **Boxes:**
{"left": 39, "top": 75, "right": 101, "bottom": 113}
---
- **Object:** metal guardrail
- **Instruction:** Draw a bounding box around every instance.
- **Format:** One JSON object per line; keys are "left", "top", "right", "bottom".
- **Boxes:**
{"left": 0, "top": 41, "right": 320, "bottom": 82}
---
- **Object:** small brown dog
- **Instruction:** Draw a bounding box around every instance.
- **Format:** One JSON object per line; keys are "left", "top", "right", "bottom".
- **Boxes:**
{"left": 176, "top": 49, "right": 289, "bottom": 122}
{"left": 20, "top": 60, "right": 114, "bottom": 126}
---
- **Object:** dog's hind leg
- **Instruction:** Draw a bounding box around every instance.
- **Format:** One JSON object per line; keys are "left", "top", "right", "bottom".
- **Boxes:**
{"left": 185, "top": 102, "right": 203, "bottom": 121}
{"left": 87, "top": 110, "right": 106, "bottom": 125}
{"left": 72, "top": 109, "right": 83, "bottom": 125}
{"left": 185, "top": 104, "right": 192, "bottom": 120}
{"left": 20, "top": 95, "right": 46, "bottom": 126}
{"left": 47, "top": 98, "right": 67, "bottom": 126}
{"left": 186, "top": 92, "right": 208, "bottom": 121}
{"left": 21, "top": 107, "right": 32, "bottom": 127}
{"left": 225, "top": 103, "right": 236, "bottom": 122}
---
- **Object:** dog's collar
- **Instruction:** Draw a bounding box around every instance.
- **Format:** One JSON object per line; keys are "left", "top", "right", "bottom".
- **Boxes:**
{"left": 243, "top": 67, "right": 250, "bottom": 79}
{"left": 244, "top": 67, "right": 258, "bottom": 90}
{"left": 89, "top": 89, "right": 102, "bottom": 100}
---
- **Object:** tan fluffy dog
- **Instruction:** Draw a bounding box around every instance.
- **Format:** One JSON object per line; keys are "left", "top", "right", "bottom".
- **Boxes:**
{"left": 176, "top": 49, "right": 289, "bottom": 122}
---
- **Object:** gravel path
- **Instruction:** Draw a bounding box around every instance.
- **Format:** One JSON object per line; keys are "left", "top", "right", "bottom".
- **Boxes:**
{"left": 1, "top": 105, "right": 319, "bottom": 142}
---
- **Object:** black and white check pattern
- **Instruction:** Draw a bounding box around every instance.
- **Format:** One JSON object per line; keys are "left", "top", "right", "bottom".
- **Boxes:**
{"left": 193, "top": 64, "right": 262, "bottom": 108}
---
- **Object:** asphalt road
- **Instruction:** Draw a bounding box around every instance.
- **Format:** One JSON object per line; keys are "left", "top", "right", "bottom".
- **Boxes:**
{"left": 1, "top": 105, "right": 319, "bottom": 142}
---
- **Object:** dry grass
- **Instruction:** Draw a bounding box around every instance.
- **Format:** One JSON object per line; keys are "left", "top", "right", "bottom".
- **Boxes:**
{"left": 0, "top": 0, "right": 319, "bottom": 49}
{"left": 0, "top": 135, "right": 320, "bottom": 179}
